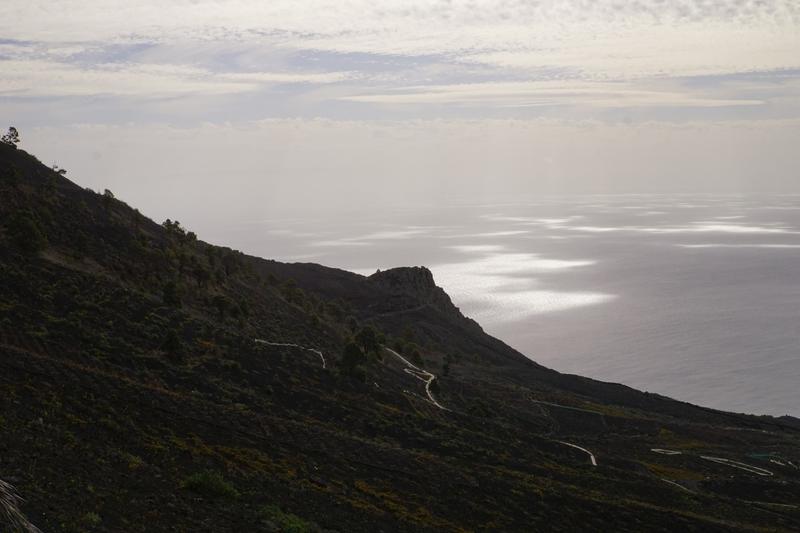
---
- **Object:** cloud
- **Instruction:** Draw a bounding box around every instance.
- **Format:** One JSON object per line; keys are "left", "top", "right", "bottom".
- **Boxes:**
{"left": 1, "top": 1, "right": 798, "bottom": 80}
{"left": 0, "top": 1, "right": 798, "bottom": 123}
{"left": 678, "top": 244, "right": 800, "bottom": 249}
{"left": 0, "top": 58, "right": 354, "bottom": 97}
{"left": 0, "top": 60, "right": 249, "bottom": 97}
{"left": 341, "top": 79, "right": 766, "bottom": 109}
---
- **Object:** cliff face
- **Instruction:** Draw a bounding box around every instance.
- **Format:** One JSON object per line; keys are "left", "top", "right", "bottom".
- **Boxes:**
{"left": 2, "top": 143, "right": 800, "bottom": 533}
{"left": 369, "top": 266, "right": 438, "bottom": 295}
{"left": 369, "top": 267, "right": 462, "bottom": 314}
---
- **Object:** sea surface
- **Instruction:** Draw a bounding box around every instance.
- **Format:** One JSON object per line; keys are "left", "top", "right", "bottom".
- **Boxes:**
{"left": 206, "top": 194, "right": 800, "bottom": 417}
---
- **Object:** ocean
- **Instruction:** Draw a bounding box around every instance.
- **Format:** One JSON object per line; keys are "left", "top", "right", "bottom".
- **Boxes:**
{"left": 209, "top": 194, "right": 800, "bottom": 417}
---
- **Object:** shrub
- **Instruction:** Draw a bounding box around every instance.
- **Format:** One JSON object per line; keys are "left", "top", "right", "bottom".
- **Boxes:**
{"left": 122, "top": 452, "right": 145, "bottom": 470}
{"left": 181, "top": 470, "right": 239, "bottom": 499}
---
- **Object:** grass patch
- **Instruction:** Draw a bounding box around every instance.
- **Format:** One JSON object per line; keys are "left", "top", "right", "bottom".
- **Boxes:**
{"left": 259, "top": 504, "right": 315, "bottom": 533}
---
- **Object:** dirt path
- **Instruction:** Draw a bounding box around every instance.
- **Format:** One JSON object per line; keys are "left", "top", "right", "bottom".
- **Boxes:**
{"left": 254, "top": 339, "right": 327, "bottom": 369}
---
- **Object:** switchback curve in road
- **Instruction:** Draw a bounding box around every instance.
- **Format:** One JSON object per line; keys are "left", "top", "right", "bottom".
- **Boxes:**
{"left": 383, "top": 346, "right": 448, "bottom": 411}
{"left": 556, "top": 441, "right": 598, "bottom": 466}
{"left": 254, "top": 339, "right": 327, "bottom": 369}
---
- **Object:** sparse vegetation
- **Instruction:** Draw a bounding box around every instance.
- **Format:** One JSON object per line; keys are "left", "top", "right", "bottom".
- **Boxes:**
{"left": 0, "top": 143, "right": 798, "bottom": 533}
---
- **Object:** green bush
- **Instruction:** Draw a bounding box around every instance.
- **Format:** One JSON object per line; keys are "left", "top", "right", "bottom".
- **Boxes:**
{"left": 182, "top": 470, "right": 239, "bottom": 499}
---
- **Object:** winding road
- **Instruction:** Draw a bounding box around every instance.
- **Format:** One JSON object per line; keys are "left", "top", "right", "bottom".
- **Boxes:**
{"left": 660, "top": 478, "right": 695, "bottom": 494}
{"left": 251, "top": 340, "right": 447, "bottom": 409}
{"left": 383, "top": 346, "right": 449, "bottom": 411}
{"left": 557, "top": 441, "right": 598, "bottom": 466}
{"left": 648, "top": 448, "right": 800, "bottom": 509}
{"left": 700, "top": 456, "right": 773, "bottom": 476}
{"left": 651, "top": 448, "right": 682, "bottom": 456}
{"left": 530, "top": 399, "right": 598, "bottom": 466}
{"left": 254, "top": 339, "right": 327, "bottom": 369}
{"left": 649, "top": 449, "right": 775, "bottom": 477}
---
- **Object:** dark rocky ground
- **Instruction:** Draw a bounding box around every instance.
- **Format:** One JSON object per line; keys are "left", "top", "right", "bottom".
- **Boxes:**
{"left": 1, "top": 143, "right": 798, "bottom": 532}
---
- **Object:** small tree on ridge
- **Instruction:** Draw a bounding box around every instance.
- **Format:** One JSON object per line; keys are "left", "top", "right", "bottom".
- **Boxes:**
{"left": 1, "top": 127, "right": 20, "bottom": 148}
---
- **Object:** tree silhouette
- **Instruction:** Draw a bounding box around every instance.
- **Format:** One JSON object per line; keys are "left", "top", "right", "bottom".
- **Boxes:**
{"left": 340, "top": 341, "right": 367, "bottom": 381}
{"left": 355, "top": 326, "right": 380, "bottom": 355}
{"left": 1, "top": 127, "right": 20, "bottom": 148}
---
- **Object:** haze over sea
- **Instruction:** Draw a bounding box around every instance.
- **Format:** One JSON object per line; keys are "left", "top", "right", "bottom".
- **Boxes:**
{"left": 205, "top": 194, "right": 800, "bottom": 418}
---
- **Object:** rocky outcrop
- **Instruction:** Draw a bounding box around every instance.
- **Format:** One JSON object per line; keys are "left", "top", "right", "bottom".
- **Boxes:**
{"left": 367, "top": 266, "right": 474, "bottom": 324}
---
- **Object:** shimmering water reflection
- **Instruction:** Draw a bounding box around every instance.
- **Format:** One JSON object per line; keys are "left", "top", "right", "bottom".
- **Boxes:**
{"left": 214, "top": 194, "right": 800, "bottom": 417}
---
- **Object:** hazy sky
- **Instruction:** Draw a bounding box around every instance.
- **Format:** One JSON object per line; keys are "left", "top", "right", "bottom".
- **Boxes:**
{"left": 2, "top": 1, "right": 799, "bottom": 225}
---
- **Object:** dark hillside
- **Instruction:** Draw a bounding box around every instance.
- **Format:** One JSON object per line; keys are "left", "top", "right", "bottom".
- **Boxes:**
{"left": 1, "top": 143, "right": 799, "bottom": 532}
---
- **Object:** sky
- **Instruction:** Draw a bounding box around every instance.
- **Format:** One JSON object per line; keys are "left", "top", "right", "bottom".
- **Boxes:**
{"left": 1, "top": 1, "right": 799, "bottom": 226}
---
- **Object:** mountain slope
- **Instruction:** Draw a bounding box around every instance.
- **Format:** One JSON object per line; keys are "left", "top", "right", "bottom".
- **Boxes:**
{"left": 1, "top": 143, "right": 799, "bottom": 532}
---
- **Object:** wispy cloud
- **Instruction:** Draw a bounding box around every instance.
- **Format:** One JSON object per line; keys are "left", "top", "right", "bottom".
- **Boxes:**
{"left": 1, "top": 1, "right": 798, "bottom": 117}
{"left": 0, "top": 56, "right": 354, "bottom": 97}
{"left": 678, "top": 244, "right": 800, "bottom": 249}
{"left": 2, "top": 2, "right": 797, "bottom": 76}
{"left": 341, "top": 79, "right": 767, "bottom": 109}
